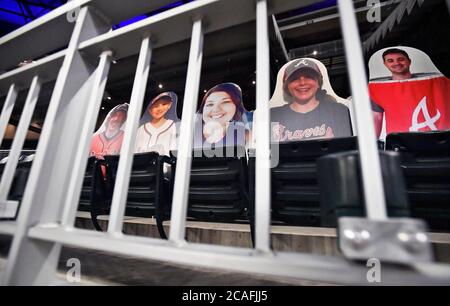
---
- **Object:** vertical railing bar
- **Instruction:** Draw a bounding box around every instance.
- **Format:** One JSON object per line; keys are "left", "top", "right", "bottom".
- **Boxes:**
{"left": 107, "top": 37, "right": 152, "bottom": 234}
{"left": 254, "top": 0, "right": 271, "bottom": 252}
{"left": 9, "top": 6, "right": 92, "bottom": 213}
{"left": 0, "top": 76, "right": 41, "bottom": 205}
{"left": 1, "top": 6, "right": 103, "bottom": 286}
{"left": 271, "top": 15, "right": 289, "bottom": 62}
{"left": 169, "top": 18, "right": 203, "bottom": 243}
{"left": 61, "top": 50, "right": 113, "bottom": 227}
{"left": 0, "top": 84, "right": 18, "bottom": 147}
{"left": 337, "top": 0, "right": 387, "bottom": 219}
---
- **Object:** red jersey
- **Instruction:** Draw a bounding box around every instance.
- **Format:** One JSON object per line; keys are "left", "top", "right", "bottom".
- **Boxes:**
{"left": 369, "top": 75, "right": 450, "bottom": 134}
{"left": 90, "top": 131, "right": 124, "bottom": 158}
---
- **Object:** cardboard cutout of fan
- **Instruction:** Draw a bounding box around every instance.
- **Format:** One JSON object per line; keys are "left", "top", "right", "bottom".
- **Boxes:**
{"left": 193, "top": 83, "right": 250, "bottom": 150}
{"left": 268, "top": 58, "right": 354, "bottom": 142}
{"left": 135, "top": 91, "right": 179, "bottom": 157}
{"left": 90, "top": 103, "right": 129, "bottom": 158}
{"left": 368, "top": 46, "right": 450, "bottom": 139}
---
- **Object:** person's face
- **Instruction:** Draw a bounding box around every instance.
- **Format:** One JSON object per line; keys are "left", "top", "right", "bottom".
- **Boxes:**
{"left": 149, "top": 98, "right": 172, "bottom": 120}
{"left": 202, "top": 91, "right": 237, "bottom": 126}
{"left": 287, "top": 71, "right": 320, "bottom": 103}
{"left": 383, "top": 53, "right": 411, "bottom": 75}
{"left": 106, "top": 111, "right": 126, "bottom": 133}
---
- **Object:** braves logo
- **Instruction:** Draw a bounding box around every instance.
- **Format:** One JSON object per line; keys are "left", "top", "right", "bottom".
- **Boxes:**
{"left": 295, "top": 59, "right": 309, "bottom": 67}
{"left": 409, "top": 96, "right": 441, "bottom": 131}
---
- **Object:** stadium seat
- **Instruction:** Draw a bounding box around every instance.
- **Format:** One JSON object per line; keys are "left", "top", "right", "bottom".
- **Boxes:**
{"left": 164, "top": 145, "right": 250, "bottom": 235}
{"left": 78, "top": 156, "right": 97, "bottom": 212}
{"left": 80, "top": 156, "right": 114, "bottom": 231}
{"left": 385, "top": 131, "right": 450, "bottom": 231}
{"left": 0, "top": 152, "right": 34, "bottom": 219}
{"left": 248, "top": 136, "right": 358, "bottom": 228}
{"left": 318, "top": 150, "right": 410, "bottom": 227}
{"left": 90, "top": 152, "right": 169, "bottom": 237}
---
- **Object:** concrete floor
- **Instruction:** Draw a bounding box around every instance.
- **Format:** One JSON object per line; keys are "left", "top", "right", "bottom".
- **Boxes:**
{"left": 2, "top": 213, "right": 448, "bottom": 285}
{"left": 0, "top": 235, "right": 333, "bottom": 286}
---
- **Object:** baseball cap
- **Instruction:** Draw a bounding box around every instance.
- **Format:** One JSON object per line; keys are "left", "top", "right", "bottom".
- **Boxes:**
{"left": 283, "top": 58, "right": 322, "bottom": 82}
{"left": 108, "top": 103, "right": 128, "bottom": 116}
{"left": 150, "top": 92, "right": 173, "bottom": 105}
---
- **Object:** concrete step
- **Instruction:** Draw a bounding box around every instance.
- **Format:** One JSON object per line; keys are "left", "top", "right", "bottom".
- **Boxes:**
{"left": 75, "top": 211, "right": 450, "bottom": 263}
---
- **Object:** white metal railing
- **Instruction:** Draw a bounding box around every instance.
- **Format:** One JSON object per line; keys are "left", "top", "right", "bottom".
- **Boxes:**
{"left": 0, "top": 0, "right": 449, "bottom": 285}
{"left": 169, "top": 18, "right": 203, "bottom": 243}
{"left": 338, "top": 0, "right": 387, "bottom": 220}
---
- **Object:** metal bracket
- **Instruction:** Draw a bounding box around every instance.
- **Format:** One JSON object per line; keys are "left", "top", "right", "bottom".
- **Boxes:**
{"left": 339, "top": 217, "right": 433, "bottom": 264}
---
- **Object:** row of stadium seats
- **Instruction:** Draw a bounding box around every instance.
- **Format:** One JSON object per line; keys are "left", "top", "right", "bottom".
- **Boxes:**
{"left": 1, "top": 131, "right": 449, "bottom": 237}
{"left": 82, "top": 130, "right": 450, "bottom": 239}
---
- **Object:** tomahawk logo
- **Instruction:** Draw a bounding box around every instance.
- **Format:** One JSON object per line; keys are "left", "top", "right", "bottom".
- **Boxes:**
{"left": 409, "top": 96, "right": 441, "bottom": 132}
{"left": 295, "top": 59, "right": 309, "bottom": 67}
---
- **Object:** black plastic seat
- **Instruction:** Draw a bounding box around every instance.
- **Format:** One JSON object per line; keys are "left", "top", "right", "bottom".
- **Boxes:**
{"left": 318, "top": 150, "right": 410, "bottom": 227}
{"left": 78, "top": 156, "right": 97, "bottom": 212}
{"left": 248, "top": 136, "right": 358, "bottom": 227}
{"left": 91, "top": 152, "right": 168, "bottom": 237}
{"left": 8, "top": 159, "right": 33, "bottom": 203}
{"left": 169, "top": 145, "right": 249, "bottom": 224}
{"left": 0, "top": 152, "right": 35, "bottom": 220}
{"left": 77, "top": 156, "right": 113, "bottom": 231}
{"left": 385, "top": 131, "right": 450, "bottom": 231}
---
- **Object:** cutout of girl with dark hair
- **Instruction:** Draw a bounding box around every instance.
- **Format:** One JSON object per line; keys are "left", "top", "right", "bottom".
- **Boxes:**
{"left": 90, "top": 103, "right": 128, "bottom": 158}
{"left": 135, "top": 92, "right": 178, "bottom": 156}
{"left": 194, "top": 83, "right": 249, "bottom": 148}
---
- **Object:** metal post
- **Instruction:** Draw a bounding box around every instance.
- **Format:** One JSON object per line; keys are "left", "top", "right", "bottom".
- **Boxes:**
{"left": 61, "top": 50, "right": 113, "bottom": 227}
{"left": 0, "top": 84, "right": 18, "bottom": 147}
{"left": 254, "top": 0, "right": 271, "bottom": 252}
{"left": 338, "top": 0, "right": 387, "bottom": 220}
{"left": 169, "top": 18, "right": 203, "bottom": 244}
{"left": 107, "top": 37, "right": 152, "bottom": 235}
{"left": 2, "top": 5, "right": 111, "bottom": 285}
{"left": 271, "top": 15, "right": 289, "bottom": 62}
{"left": 0, "top": 76, "right": 41, "bottom": 218}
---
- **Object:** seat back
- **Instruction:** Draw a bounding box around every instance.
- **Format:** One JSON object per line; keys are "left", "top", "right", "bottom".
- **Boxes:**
{"left": 104, "top": 151, "right": 161, "bottom": 217}
{"left": 318, "top": 150, "right": 410, "bottom": 227}
{"left": 78, "top": 156, "right": 98, "bottom": 212}
{"left": 386, "top": 131, "right": 450, "bottom": 230}
{"left": 0, "top": 152, "right": 35, "bottom": 219}
{"left": 249, "top": 137, "right": 358, "bottom": 226}
{"left": 171, "top": 145, "right": 249, "bottom": 222}
{"left": 0, "top": 152, "right": 34, "bottom": 201}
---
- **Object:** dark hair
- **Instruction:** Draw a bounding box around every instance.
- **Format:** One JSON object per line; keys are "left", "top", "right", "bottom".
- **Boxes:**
{"left": 198, "top": 83, "right": 245, "bottom": 121}
{"left": 382, "top": 48, "right": 410, "bottom": 61}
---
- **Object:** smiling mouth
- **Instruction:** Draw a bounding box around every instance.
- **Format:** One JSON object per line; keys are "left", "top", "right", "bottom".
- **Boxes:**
{"left": 295, "top": 88, "right": 312, "bottom": 93}
{"left": 210, "top": 114, "right": 225, "bottom": 119}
